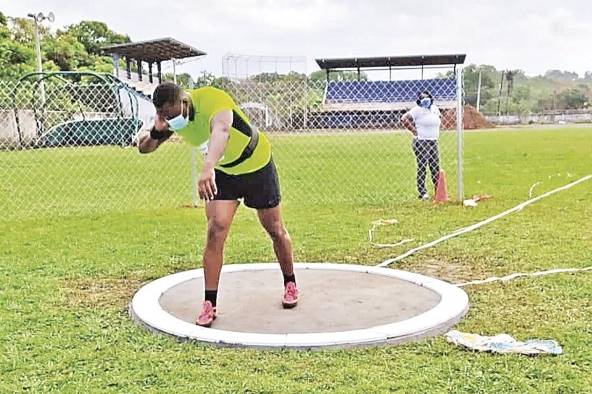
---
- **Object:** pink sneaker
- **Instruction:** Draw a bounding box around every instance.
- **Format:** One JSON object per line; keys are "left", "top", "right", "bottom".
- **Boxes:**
{"left": 282, "top": 282, "right": 299, "bottom": 308}
{"left": 196, "top": 301, "right": 217, "bottom": 327}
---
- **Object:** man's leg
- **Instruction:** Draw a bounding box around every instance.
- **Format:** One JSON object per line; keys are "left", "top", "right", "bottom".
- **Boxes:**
{"left": 203, "top": 200, "right": 239, "bottom": 290}
{"left": 257, "top": 205, "right": 298, "bottom": 308}
{"left": 257, "top": 205, "right": 293, "bottom": 277}
{"left": 196, "top": 199, "right": 238, "bottom": 327}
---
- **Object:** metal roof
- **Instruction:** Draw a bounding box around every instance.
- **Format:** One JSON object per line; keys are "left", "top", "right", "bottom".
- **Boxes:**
{"left": 315, "top": 54, "right": 466, "bottom": 70}
{"left": 102, "top": 37, "right": 206, "bottom": 62}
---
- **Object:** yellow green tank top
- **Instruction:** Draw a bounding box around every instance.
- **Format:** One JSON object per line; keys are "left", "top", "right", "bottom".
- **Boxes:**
{"left": 174, "top": 86, "right": 272, "bottom": 175}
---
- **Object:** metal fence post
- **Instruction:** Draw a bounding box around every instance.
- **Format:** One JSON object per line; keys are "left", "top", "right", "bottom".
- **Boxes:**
{"left": 456, "top": 67, "right": 464, "bottom": 201}
{"left": 191, "top": 147, "right": 198, "bottom": 207}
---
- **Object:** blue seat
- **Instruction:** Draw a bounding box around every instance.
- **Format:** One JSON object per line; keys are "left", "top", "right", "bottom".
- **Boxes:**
{"left": 312, "top": 78, "right": 457, "bottom": 128}
{"left": 325, "top": 79, "right": 456, "bottom": 104}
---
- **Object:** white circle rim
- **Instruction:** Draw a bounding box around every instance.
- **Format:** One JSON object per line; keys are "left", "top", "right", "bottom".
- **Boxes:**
{"left": 130, "top": 263, "right": 469, "bottom": 348}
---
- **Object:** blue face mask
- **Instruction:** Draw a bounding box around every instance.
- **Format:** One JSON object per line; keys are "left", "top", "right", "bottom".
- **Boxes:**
{"left": 166, "top": 103, "right": 189, "bottom": 131}
{"left": 419, "top": 97, "right": 432, "bottom": 108}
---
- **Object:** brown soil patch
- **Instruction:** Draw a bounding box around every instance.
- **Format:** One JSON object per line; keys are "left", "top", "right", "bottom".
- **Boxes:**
{"left": 61, "top": 277, "right": 144, "bottom": 309}
{"left": 400, "top": 258, "right": 472, "bottom": 284}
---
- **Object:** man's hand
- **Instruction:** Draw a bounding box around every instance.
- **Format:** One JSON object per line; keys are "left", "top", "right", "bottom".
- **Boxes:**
{"left": 138, "top": 117, "right": 172, "bottom": 154}
{"left": 154, "top": 114, "right": 169, "bottom": 133}
{"left": 198, "top": 165, "right": 217, "bottom": 201}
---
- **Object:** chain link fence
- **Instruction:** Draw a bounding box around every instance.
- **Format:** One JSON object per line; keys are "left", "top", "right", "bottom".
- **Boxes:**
{"left": 0, "top": 73, "right": 193, "bottom": 220}
{"left": 221, "top": 75, "right": 463, "bottom": 205}
{"left": 0, "top": 72, "right": 463, "bottom": 220}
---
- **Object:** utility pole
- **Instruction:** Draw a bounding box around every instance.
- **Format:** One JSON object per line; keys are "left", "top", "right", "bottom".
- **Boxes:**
{"left": 476, "top": 68, "right": 482, "bottom": 112}
{"left": 505, "top": 71, "right": 514, "bottom": 116}
{"left": 27, "top": 12, "right": 55, "bottom": 105}
{"left": 497, "top": 70, "right": 505, "bottom": 116}
{"left": 172, "top": 58, "right": 177, "bottom": 84}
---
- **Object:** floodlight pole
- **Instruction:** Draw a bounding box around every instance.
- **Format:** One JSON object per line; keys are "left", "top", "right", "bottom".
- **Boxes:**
{"left": 455, "top": 67, "right": 464, "bottom": 201}
{"left": 27, "top": 12, "right": 54, "bottom": 104}
{"left": 476, "top": 68, "right": 482, "bottom": 112}
{"left": 172, "top": 58, "right": 177, "bottom": 84}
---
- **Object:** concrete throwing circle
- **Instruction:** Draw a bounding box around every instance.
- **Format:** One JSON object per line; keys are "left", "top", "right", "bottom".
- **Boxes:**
{"left": 130, "top": 263, "right": 469, "bottom": 349}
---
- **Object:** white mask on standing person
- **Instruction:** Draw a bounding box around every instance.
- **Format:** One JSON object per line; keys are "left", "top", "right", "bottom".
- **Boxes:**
{"left": 419, "top": 97, "right": 432, "bottom": 109}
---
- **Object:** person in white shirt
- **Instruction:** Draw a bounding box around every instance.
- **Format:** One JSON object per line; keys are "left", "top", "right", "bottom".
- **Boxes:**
{"left": 401, "top": 90, "right": 442, "bottom": 200}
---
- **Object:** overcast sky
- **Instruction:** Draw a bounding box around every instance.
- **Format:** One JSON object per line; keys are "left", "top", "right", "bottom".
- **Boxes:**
{"left": 4, "top": 0, "right": 592, "bottom": 79}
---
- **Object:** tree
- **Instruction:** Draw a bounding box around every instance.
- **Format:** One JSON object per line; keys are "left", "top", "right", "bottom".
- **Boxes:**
{"left": 544, "top": 70, "right": 579, "bottom": 82}
{"left": 62, "top": 21, "right": 129, "bottom": 55}
{"left": 556, "top": 85, "right": 589, "bottom": 109}
{"left": 0, "top": 16, "right": 37, "bottom": 79}
{"left": 0, "top": 14, "right": 129, "bottom": 80}
{"left": 462, "top": 64, "right": 496, "bottom": 108}
{"left": 8, "top": 17, "right": 49, "bottom": 44}
{"left": 0, "top": 40, "right": 36, "bottom": 79}
{"left": 162, "top": 72, "right": 194, "bottom": 89}
{"left": 194, "top": 71, "right": 231, "bottom": 89}
{"left": 43, "top": 32, "right": 88, "bottom": 71}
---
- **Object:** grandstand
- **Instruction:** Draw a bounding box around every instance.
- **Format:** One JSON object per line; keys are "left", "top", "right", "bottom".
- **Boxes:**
{"left": 102, "top": 38, "right": 206, "bottom": 98}
{"left": 311, "top": 54, "right": 465, "bottom": 129}
{"left": 323, "top": 79, "right": 457, "bottom": 111}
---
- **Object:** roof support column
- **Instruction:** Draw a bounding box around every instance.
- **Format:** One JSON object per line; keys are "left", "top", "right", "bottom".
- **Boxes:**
{"left": 137, "top": 59, "right": 142, "bottom": 81}
{"left": 111, "top": 54, "right": 120, "bottom": 78}
{"left": 148, "top": 62, "right": 153, "bottom": 83}
{"left": 125, "top": 57, "right": 131, "bottom": 79}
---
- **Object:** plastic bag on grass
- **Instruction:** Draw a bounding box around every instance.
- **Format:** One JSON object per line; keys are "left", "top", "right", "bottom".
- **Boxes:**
{"left": 445, "top": 330, "right": 562, "bottom": 355}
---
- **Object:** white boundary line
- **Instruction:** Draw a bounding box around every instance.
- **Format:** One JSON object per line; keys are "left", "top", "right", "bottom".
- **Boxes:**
{"left": 130, "top": 263, "right": 468, "bottom": 348}
{"left": 378, "top": 175, "right": 592, "bottom": 267}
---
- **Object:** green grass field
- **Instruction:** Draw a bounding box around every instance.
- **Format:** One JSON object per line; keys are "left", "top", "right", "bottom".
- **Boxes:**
{"left": 1, "top": 126, "right": 591, "bottom": 392}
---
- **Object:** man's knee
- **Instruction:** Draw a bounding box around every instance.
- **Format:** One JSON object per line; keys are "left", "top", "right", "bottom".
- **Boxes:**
{"left": 207, "top": 219, "right": 230, "bottom": 241}
{"left": 265, "top": 222, "right": 289, "bottom": 241}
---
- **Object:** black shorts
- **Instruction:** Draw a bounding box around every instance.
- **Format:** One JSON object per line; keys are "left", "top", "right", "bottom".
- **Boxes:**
{"left": 213, "top": 159, "right": 281, "bottom": 209}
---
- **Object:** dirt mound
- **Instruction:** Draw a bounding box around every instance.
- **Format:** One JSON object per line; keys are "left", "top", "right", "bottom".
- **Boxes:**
{"left": 463, "top": 105, "right": 494, "bottom": 129}
{"left": 441, "top": 105, "right": 494, "bottom": 130}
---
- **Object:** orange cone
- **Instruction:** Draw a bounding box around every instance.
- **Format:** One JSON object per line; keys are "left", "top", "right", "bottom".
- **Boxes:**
{"left": 433, "top": 169, "right": 448, "bottom": 203}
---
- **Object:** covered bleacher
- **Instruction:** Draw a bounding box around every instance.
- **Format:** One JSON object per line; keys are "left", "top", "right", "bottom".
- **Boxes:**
{"left": 102, "top": 38, "right": 206, "bottom": 98}
{"left": 312, "top": 54, "right": 465, "bottom": 128}
{"left": 323, "top": 79, "right": 457, "bottom": 111}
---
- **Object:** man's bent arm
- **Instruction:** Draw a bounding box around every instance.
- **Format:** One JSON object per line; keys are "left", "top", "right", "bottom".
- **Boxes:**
{"left": 202, "top": 110, "right": 232, "bottom": 170}
{"left": 138, "top": 119, "right": 173, "bottom": 154}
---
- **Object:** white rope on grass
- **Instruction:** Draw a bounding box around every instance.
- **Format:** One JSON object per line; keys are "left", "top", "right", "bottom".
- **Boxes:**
{"left": 529, "top": 173, "right": 574, "bottom": 198}
{"left": 368, "top": 219, "right": 414, "bottom": 249}
{"left": 456, "top": 266, "right": 592, "bottom": 287}
{"left": 377, "top": 174, "right": 592, "bottom": 267}
{"left": 528, "top": 181, "right": 542, "bottom": 198}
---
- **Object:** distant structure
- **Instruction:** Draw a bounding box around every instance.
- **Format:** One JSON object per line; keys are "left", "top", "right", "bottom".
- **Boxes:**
{"left": 222, "top": 53, "right": 307, "bottom": 80}
{"left": 103, "top": 37, "right": 206, "bottom": 97}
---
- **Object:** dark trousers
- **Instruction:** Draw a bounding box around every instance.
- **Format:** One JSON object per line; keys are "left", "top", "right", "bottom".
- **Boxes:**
{"left": 412, "top": 139, "right": 440, "bottom": 196}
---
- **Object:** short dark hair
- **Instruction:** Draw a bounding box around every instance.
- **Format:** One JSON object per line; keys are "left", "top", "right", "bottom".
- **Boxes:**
{"left": 418, "top": 90, "right": 433, "bottom": 100}
{"left": 153, "top": 82, "right": 183, "bottom": 108}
